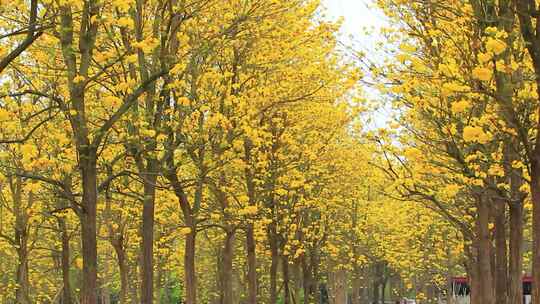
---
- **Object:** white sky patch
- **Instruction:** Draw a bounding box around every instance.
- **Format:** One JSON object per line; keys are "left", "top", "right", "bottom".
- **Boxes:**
{"left": 321, "top": 0, "right": 393, "bottom": 130}
{"left": 322, "top": 0, "right": 386, "bottom": 49}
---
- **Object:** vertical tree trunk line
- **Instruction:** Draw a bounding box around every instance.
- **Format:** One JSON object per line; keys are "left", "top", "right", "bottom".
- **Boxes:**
{"left": 475, "top": 196, "right": 495, "bottom": 304}
{"left": 220, "top": 230, "right": 235, "bottom": 304}
{"left": 508, "top": 201, "right": 524, "bottom": 304}
{"left": 246, "top": 224, "right": 257, "bottom": 304}
{"left": 80, "top": 157, "right": 99, "bottom": 304}
{"left": 185, "top": 219, "right": 197, "bottom": 304}
{"left": 59, "top": 217, "right": 73, "bottom": 304}
{"left": 141, "top": 167, "right": 158, "bottom": 304}
{"left": 494, "top": 199, "right": 508, "bottom": 304}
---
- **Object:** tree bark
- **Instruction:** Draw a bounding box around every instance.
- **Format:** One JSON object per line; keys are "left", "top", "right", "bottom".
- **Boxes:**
{"left": 532, "top": 166, "right": 540, "bottom": 304}
{"left": 246, "top": 224, "right": 257, "bottom": 304}
{"left": 141, "top": 169, "right": 157, "bottom": 304}
{"left": 303, "top": 254, "right": 314, "bottom": 304}
{"left": 329, "top": 267, "right": 347, "bottom": 304}
{"left": 220, "top": 230, "right": 235, "bottom": 304}
{"left": 508, "top": 202, "right": 524, "bottom": 304}
{"left": 185, "top": 222, "right": 197, "bottom": 304}
{"left": 244, "top": 140, "right": 258, "bottom": 304}
{"left": 512, "top": 2, "right": 540, "bottom": 302}
{"left": 283, "top": 255, "right": 291, "bottom": 304}
{"left": 14, "top": 219, "right": 30, "bottom": 304}
{"left": 80, "top": 158, "right": 99, "bottom": 304}
{"left": 494, "top": 200, "right": 508, "bottom": 304}
{"left": 476, "top": 196, "right": 495, "bottom": 304}
{"left": 113, "top": 238, "right": 129, "bottom": 304}
{"left": 351, "top": 270, "right": 361, "bottom": 304}
{"left": 59, "top": 218, "right": 73, "bottom": 304}
{"left": 269, "top": 231, "right": 279, "bottom": 304}
{"left": 13, "top": 177, "right": 30, "bottom": 304}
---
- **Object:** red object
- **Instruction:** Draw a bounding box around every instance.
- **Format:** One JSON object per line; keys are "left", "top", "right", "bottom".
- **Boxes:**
{"left": 452, "top": 276, "right": 532, "bottom": 283}
{"left": 452, "top": 277, "right": 468, "bottom": 283}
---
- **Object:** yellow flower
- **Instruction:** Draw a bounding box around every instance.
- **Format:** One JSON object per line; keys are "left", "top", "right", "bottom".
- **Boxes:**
{"left": 451, "top": 99, "right": 470, "bottom": 113}
{"left": 103, "top": 95, "right": 122, "bottom": 107}
{"left": 0, "top": 108, "right": 10, "bottom": 121}
{"left": 238, "top": 205, "right": 258, "bottom": 216}
{"left": 488, "top": 164, "right": 505, "bottom": 177}
{"left": 477, "top": 52, "right": 491, "bottom": 64}
{"left": 443, "top": 184, "right": 461, "bottom": 197}
{"left": 74, "top": 258, "right": 83, "bottom": 269}
{"left": 463, "top": 125, "right": 491, "bottom": 144}
{"left": 472, "top": 66, "right": 492, "bottom": 81}
{"left": 179, "top": 227, "right": 192, "bottom": 235}
{"left": 116, "top": 17, "right": 134, "bottom": 28}
{"left": 486, "top": 38, "right": 506, "bottom": 56}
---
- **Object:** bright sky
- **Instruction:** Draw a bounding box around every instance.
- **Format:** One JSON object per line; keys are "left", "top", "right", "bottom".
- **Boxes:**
{"left": 321, "top": 0, "right": 386, "bottom": 48}
{"left": 321, "top": 0, "right": 391, "bottom": 128}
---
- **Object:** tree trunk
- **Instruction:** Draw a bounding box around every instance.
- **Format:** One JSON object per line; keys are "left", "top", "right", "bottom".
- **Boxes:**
{"left": 269, "top": 234, "right": 279, "bottom": 304}
{"left": 351, "top": 270, "right": 361, "bottom": 304}
{"left": 469, "top": 259, "right": 479, "bottom": 304}
{"left": 381, "top": 277, "right": 387, "bottom": 304}
{"left": 220, "top": 230, "right": 235, "bottom": 304}
{"left": 372, "top": 263, "right": 382, "bottom": 304}
{"left": 99, "top": 256, "right": 111, "bottom": 303}
{"left": 532, "top": 161, "right": 540, "bottom": 304}
{"left": 303, "top": 254, "right": 314, "bottom": 304}
{"left": 59, "top": 218, "right": 73, "bottom": 304}
{"left": 283, "top": 255, "right": 291, "bottom": 304}
{"left": 80, "top": 158, "right": 99, "bottom": 304}
{"left": 185, "top": 224, "right": 197, "bottom": 304}
{"left": 141, "top": 170, "right": 157, "bottom": 304}
{"left": 311, "top": 250, "right": 322, "bottom": 304}
{"left": 14, "top": 180, "right": 30, "bottom": 304}
{"left": 246, "top": 224, "right": 257, "bottom": 304}
{"left": 15, "top": 225, "right": 30, "bottom": 304}
{"left": 113, "top": 239, "right": 129, "bottom": 304}
{"left": 508, "top": 202, "right": 524, "bottom": 304}
{"left": 494, "top": 200, "right": 508, "bottom": 304}
{"left": 476, "top": 197, "right": 495, "bottom": 304}
{"left": 329, "top": 268, "right": 347, "bottom": 304}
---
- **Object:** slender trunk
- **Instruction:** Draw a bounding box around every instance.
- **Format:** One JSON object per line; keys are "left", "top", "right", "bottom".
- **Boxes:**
{"left": 381, "top": 277, "right": 386, "bottom": 304}
{"left": 102, "top": 258, "right": 112, "bottom": 303}
{"left": 372, "top": 263, "right": 382, "bottom": 304}
{"left": 494, "top": 200, "right": 508, "bottom": 304}
{"left": 466, "top": 242, "right": 480, "bottom": 304}
{"left": 476, "top": 197, "right": 495, "bottom": 304}
{"left": 372, "top": 280, "right": 379, "bottom": 304}
{"left": 156, "top": 257, "right": 163, "bottom": 304}
{"left": 311, "top": 250, "right": 321, "bottom": 304}
{"left": 246, "top": 224, "right": 257, "bottom": 304}
{"left": 532, "top": 162, "right": 540, "bottom": 304}
{"left": 269, "top": 234, "right": 279, "bottom": 304}
{"left": 220, "top": 230, "right": 235, "bottom": 304}
{"left": 331, "top": 268, "right": 347, "bottom": 304}
{"left": 113, "top": 239, "right": 129, "bottom": 304}
{"left": 59, "top": 218, "right": 73, "bottom": 304}
{"left": 303, "top": 254, "right": 314, "bottom": 304}
{"left": 185, "top": 223, "right": 197, "bottom": 304}
{"left": 244, "top": 141, "right": 258, "bottom": 304}
{"left": 15, "top": 228, "right": 30, "bottom": 304}
{"left": 508, "top": 202, "right": 524, "bottom": 304}
{"left": 351, "top": 269, "right": 361, "bottom": 304}
{"left": 283, "top": 255, "right": 291, "bottom": 304}
{"left": 80, "top": 159, "right": 98, "bottom": 304}
{"left": 14, "top": 181, "right": 30, "bottom": 304}
{"left": 141, "top": 171, "right": 157, "bottom": 304}
{"left": 130, "top": 263, "right": 140, "bottom": 304}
